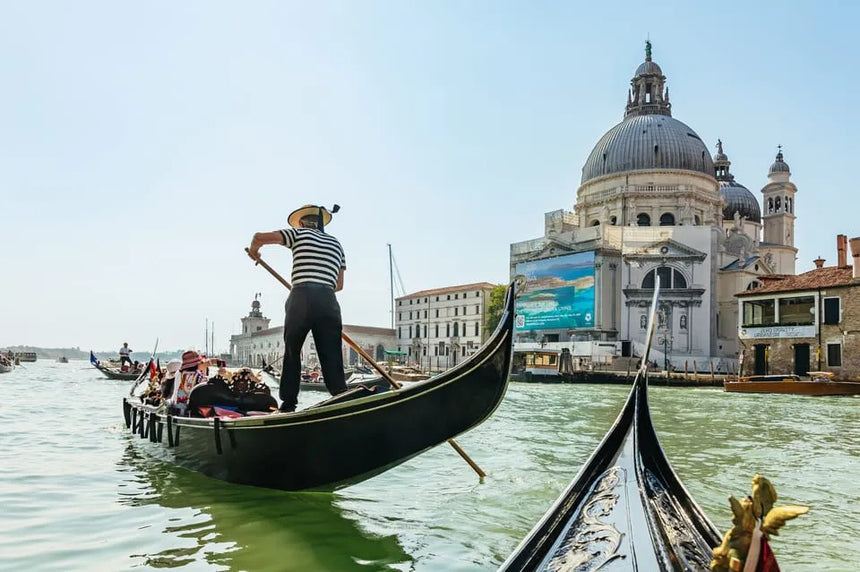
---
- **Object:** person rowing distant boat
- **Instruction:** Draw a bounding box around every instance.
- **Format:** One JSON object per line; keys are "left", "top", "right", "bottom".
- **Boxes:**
{"left": 248, "top": 204, "right": 348, "bottom": 413}
{"left": 119, "top": 342, "right": 133, "bottom": 368}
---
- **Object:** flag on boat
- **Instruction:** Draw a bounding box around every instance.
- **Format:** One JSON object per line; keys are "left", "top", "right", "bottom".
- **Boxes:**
{"left": 149, "top": 359, "right": 157, "bottom": 380}
{"left": 90, "top": 351, "right": 99, "bottom": 366}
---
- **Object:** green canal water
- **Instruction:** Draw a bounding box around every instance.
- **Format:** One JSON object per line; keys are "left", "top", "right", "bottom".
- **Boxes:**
{"left": 0, "top": 362, "right": 856, "bottom": 571}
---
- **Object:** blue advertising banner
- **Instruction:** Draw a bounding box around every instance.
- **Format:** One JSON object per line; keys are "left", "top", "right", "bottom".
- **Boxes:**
{"left": 514, "top": 252, "right": 595, "bottom": 331}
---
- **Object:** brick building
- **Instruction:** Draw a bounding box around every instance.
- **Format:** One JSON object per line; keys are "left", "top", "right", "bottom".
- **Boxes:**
{"left": 736, "top": 234, "right": 860, "bottom": 380}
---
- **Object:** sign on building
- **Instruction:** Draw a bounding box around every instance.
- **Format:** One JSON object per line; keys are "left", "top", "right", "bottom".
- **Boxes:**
{"left": 514, "top": 251, "right": 596, "bottom": 331}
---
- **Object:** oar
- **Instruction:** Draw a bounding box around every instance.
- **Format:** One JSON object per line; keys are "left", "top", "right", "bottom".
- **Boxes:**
{"left": 246, "top": 248, "right": 487, "bottom": 478}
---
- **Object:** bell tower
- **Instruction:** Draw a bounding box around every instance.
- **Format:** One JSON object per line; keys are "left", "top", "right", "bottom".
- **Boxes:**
{"left": 760, "top": 147, "right": 798, "bottom": 274}
{"left": 241, "top": 293, "right": 271, "bottom": 334}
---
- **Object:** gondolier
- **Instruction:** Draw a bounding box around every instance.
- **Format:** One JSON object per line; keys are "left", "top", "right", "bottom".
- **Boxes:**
{"left": 119, "top": 342, "right": 133, "bottom": 367}
{"left": 248, "top": 204, "right": 348, "bottom": 412}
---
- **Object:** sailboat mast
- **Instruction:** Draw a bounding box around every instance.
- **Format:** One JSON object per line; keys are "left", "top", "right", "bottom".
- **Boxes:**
{"left": 388, "top": 243, "right": 394, "bottom": 329}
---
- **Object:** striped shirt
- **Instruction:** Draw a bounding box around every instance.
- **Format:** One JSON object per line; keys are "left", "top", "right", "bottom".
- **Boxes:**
{"left": 279, "top": 228, "right": 346, "bottom": 288}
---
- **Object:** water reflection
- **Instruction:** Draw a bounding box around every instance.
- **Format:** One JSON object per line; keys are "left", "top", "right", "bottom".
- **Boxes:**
{"left": 117, "top": 444, "right": 413, "bottom": 571}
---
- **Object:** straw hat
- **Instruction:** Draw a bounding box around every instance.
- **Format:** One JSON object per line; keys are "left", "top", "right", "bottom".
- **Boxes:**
{"left": 287, "top": 205, "right": 332, "bottom": 228}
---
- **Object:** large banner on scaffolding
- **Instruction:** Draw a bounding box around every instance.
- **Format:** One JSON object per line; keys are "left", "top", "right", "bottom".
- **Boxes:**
{"left": 514, "top": 251, "right": 595, "bottom": 331}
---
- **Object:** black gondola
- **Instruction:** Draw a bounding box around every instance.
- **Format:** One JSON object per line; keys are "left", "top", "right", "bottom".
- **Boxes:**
{"left": 122, "top": 281, "right": 516, "bottom": 491}
{"left": 95, "top": 360, "right": 147, "bottom": 381}
{"left": 500, "top": 281, "right": 730, "bottom": 571}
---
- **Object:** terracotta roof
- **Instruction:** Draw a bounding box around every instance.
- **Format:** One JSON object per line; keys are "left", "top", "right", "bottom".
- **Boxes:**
{"left": 737, "top": 266, "right": 855, "bottom": 297}
{"left": 398, "top": 282, "right": 499, "bottom": 301}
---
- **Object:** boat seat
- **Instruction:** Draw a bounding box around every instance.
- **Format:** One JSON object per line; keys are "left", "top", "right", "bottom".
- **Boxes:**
{"left": 188, "top": 379, "right": 277, "bottom": 417}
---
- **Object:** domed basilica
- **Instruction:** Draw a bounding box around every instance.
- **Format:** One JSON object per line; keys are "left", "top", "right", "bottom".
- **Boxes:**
{"left": 509, "top": 43, "right": 799, "bottom": 371}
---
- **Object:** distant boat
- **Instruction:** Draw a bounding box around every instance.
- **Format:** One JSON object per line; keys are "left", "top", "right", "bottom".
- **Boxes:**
{"left": 0, "top": 362, "right": 13, "bottom": 374}
{"left": 725, "top": 372, "right": 860, "bottom": 396}
{"left": 94, "top": 361, "right": 147, "bottom": 380}
{"left": 57, "top": 356, "right": 69, "bottom": 364}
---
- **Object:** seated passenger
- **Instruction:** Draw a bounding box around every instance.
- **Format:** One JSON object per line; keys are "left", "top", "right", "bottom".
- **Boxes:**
{"left": 167, "top": 351, "right": 208, "bottom": 416}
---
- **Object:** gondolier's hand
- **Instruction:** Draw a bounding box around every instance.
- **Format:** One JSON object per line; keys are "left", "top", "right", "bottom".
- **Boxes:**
{"left": 248, "top": 231, "right": 284, "bottom": 262}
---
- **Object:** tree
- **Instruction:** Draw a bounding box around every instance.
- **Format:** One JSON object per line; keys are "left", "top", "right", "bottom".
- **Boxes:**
{"left": 484, "top": 284, "right": 508, "bottom": 335}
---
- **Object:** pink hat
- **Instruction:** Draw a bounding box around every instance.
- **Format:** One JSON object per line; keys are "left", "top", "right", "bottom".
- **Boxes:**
{"left": 180, "top": 350, "right": 202, "bottom": 371}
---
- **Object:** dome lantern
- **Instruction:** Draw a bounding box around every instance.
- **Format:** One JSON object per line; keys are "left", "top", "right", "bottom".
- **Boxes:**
{"left": 625, "top": 41, "right": 671, "bottom": 119}
{"left": 715, "top": 140, "right": 761, "bottom": 223}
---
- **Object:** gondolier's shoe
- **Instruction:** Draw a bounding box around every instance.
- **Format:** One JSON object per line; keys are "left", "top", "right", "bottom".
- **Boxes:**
{"left": 278, "top": 403, "right": 295, "bottom": 413}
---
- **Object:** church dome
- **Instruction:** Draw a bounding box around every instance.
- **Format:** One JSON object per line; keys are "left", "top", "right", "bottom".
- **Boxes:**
{"left": 721, "top": 181, "right": 761, "bottom": 222}
{"left": 635, "top": 60, "right": 663, "bottom": 76}
{"left": 581, "top": 114, "right": 715, "bottom": 184}
{"left": 769, "top": 149, "right": 790, "bottom": 174}
{"left": 581, "top": 43, "right": 715, "bottom": 186}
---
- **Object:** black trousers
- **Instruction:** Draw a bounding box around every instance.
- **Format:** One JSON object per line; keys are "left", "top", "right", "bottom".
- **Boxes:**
{"left": 280, "top": 283, "right": 347, "bottom": 410}
{"left": 120, "top": 355, "right": 132, "bottom": 366}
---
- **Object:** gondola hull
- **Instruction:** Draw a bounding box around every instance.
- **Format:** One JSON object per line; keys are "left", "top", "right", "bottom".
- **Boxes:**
{"left": 0, "top": 363, "right": 13, "bottom": 374}
{"left": 95, "top": 362, "right": 143, "bottom": 380}
{"left": 122, "top": 283, "right": 516, "bottom": 491}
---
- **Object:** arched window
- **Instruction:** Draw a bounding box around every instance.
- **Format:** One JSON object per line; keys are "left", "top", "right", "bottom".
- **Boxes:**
{"left": 640, "top": 315, "right": 647, "bottom": 329}
{"left": 610, "top": 216, "right": 617, "bottom": 225}
{"left": 768, "top": 198, "right": 774, "bottom": 213}
{"left": 680, "top": 315, "right": 687, "bottom": 330}
{"left": 642, "top": 267, "right": 688, "bottom": 289}
{"left": 637, "top": 213, "right": 651, "bottom": 226}
{"left": 774, "top": 196, "right": 781, "bottom": 212}
{"left": 785, "top": 197, "right": 792, "bottom": 213}
{"left": 416, "top": 324, "right": 421, "bottom": 338}
{"left": 746, "top": 280, "right": 762, "bottom": 290}
{"left": 659, "top": 213, "right": 675, "bottom": 226}
{"left": 453, "top": 322, "right": 459, "bottom": 337}
{"left": 590, "top": 220, "right": 601, "bottom": 226}
{"left": 694, "top": 215, "right": 701, "bottom": 226}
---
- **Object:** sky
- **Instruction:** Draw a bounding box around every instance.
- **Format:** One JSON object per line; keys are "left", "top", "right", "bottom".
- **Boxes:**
{"left": 1, "top": 1, "right": 857, "bottom": 353}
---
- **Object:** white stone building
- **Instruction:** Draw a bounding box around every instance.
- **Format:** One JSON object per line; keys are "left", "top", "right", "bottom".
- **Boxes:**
{"left": 229, "top": 296, "right": 396, "bottom": 369}
{"left": 395, "top": 282, "right": 498, "bottom": 372}
{"left": 509, "top": 43, "right": 799, "bottom": 373}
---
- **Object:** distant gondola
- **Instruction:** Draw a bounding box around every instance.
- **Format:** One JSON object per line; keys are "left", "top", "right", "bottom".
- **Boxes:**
{"left": 94, "top": 360, "right": 146, "bottom": 381}
{"left": 0, "top": 362, "right": 13, "bottom": 374}
{"left": 121, "top": 281, "right": 516, "bottom": 491}
{"left": 499, "top": 280, "right": 790, "bottom": 571}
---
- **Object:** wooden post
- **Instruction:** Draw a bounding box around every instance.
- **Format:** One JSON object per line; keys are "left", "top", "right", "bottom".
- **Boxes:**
{"left": 710, "top": 360, "right": 715, "bottom": 384}
{"left": 684, "top": 360, "right": 688, "bottom": 380}
{"left": 626, "top": 360, "right": 631, "bottom": 380}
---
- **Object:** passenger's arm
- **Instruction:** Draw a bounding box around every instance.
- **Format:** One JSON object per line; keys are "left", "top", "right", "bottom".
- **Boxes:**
{"left": 335, "top": 268, "right": 344, "bottom": 292}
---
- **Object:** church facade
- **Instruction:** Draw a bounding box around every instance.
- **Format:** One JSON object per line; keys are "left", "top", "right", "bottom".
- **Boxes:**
{"left": 510, "top": 43, "right": 798, "bottom": 372}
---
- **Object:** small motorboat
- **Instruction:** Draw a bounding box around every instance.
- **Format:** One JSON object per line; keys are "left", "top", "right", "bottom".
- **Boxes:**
{"left": 724, "top": 372, "right": 860, "bottom": 395}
